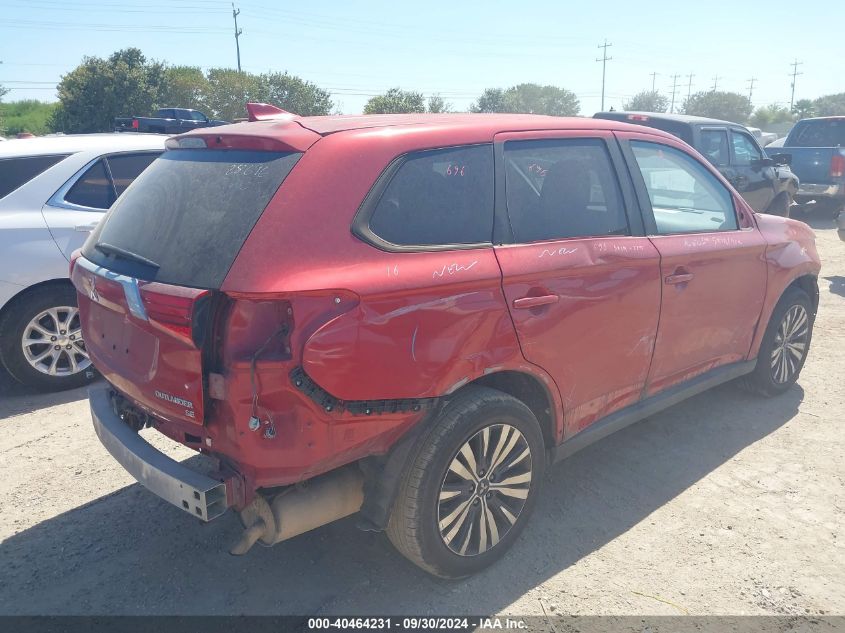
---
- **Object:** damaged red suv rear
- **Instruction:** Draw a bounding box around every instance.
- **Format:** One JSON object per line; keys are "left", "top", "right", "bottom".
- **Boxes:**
{"left": 72, "top": 104, "right": 820, "bottom": 578}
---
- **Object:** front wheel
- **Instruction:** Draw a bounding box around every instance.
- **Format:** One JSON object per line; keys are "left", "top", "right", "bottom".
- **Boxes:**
{"left": 741, "top": 287, "right": 813, "bottom": 397}
{"left": 387, "top": 386, "right": 546, "bottom": 578}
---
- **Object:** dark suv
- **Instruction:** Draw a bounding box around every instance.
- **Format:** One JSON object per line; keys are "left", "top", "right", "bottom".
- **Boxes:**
{"left": 594, "top": 112, "right": 798, "bottom": 217}
{"left": 72, "top": 104, "right": 819, "bottom": 578}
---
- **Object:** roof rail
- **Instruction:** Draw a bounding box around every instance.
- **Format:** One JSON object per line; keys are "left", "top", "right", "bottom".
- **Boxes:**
{"left": 246, "top": 102, "right": 298, "bottom": 122}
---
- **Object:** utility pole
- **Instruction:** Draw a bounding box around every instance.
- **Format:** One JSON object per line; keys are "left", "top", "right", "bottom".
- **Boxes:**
{"left": 596, "top": 39, "right": 612, "bottom": 111}
{"left": 650, "top": 71, "right": 659, "bottom": 93}
{"left": 747, "top": 77, "right": 756, "bottom": 102}
{"left": 711, "top": 75, "right": 720, "bottom": 92}
{"left": 669, "top": 74, "right": 681, "bottom": 113}
{"left": 686, "top": 73, "right": 695, "bottom": 101}
{"left": 232, "top": 3, "right": 243, "bottom": 72}
{"left": 789, "top": 59, "right": 803, "bottom": 111}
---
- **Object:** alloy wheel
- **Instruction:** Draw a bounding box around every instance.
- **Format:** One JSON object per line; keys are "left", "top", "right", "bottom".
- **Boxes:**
{"left": 437, "top": 423, "right": 533, "bottom": 557}
{"left": 770, "top": 304, "right": 809, "bottom": 384}
{"left": 21, "top": 306, "right": 91, "bottom": 377}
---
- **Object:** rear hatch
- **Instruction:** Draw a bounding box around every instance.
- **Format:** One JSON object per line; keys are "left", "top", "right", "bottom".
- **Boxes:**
{"left": 72, "top": 134, "right": 309, "bottom": 425}
{"left": 781, "top": 118, "right": 845, "bottom": 184}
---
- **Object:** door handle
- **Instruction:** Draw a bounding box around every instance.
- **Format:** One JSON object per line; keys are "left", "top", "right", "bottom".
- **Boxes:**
{"left": 74, "top": 223, "right": 98, "bottom": 232}
{"left": 513, "top": 294, "right": 559, "bottom": 309}
{"left": 665, "top": 272, "right": 694, "bottom": 285}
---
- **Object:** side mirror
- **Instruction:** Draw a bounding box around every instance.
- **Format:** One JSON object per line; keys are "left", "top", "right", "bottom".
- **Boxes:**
{"left": 769, "top": 153, "right": 792, "bottom": 166}
{"left": 751, "top": 157, "right": 775, "bottom": 168}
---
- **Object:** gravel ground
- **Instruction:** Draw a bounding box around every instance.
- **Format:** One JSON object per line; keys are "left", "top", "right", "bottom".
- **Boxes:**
{"left": 0, "top": 212, "right": 842, "bottom": 616}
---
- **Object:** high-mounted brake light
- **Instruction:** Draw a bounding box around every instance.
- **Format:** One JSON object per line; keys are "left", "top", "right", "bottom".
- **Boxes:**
{"left": 627, "top": 114, "right": 650, "bottom": 122}
{"left": 831, "top": 153, "right": 845, "bottom": 179}
{"left": 165, "top": 137, "right": 208, "bottom": 150}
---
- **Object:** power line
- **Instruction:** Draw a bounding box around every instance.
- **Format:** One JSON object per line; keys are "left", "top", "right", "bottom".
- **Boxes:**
{"left": 789, "top": 59, "right": 803, "bottom": 111}
{"left": 686, "top": 73, "right": 694, "bottom": 101}
{"left": 669, "top": 74, "right": 680, "bottom": 113}
{"left": 232, "top": 3, "right": 243, "bottom": 72}
{"left": 596, "top": 39, "right": 612, "bottom": 111}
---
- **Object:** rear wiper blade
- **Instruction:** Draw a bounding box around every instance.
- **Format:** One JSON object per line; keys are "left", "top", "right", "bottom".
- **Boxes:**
{"left": 95, "top": 242, "right": 160, "bottom": 269}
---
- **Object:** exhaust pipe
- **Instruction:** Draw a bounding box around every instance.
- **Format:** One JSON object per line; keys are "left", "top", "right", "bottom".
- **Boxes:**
{"left": 231, "top": 465, "right": 364, "bottom": 555}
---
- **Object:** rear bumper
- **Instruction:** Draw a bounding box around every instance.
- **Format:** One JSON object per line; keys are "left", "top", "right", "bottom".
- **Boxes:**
{"left": 797, "top": 183, "right": 841, "bottom": 198}
{"left": 89, "top": 385, "right": 229, "bottom": 521}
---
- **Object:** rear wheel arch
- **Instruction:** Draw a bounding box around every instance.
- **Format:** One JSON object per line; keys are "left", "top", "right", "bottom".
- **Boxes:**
{"left": 0, "top": 278, "right": 74, "bottom": 322}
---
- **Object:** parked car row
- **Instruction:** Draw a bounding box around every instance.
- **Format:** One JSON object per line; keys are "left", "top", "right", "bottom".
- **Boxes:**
{"left": 66, "top": 105, "right": 819, "bottom": 577}
{"left": 0, "top": 133, "right": 165, "bottom": 388}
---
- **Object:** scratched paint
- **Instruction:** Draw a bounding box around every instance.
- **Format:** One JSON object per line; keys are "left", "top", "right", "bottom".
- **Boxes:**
{"left": 432, "top": 261, "right": 478, "bottom": 278}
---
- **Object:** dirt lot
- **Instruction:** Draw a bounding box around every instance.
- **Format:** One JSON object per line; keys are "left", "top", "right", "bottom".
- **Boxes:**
{"left": 0, "top": 214, "right": 842, "bottom": 616}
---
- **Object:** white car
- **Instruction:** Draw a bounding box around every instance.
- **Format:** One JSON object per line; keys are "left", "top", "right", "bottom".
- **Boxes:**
{"left": 0, "top": 133, "right": 165, "bottom": 389}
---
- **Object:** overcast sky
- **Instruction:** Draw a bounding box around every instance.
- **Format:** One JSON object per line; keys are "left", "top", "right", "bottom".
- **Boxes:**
{"left": 1, "top": 0, "right": 841, "bottom": 115}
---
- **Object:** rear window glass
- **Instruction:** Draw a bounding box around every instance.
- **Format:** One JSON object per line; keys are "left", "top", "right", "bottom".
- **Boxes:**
{"left": 792, "top": 120, "right": 845, "bottom": 147}
{"left": 0, "top": 154, "right": 69, "bottom": 199}
{"left": 83, "top": 149, "right": 301, "bottom": 288}
{"left": 368, "top": 144, "right": 493, "bottom": 247}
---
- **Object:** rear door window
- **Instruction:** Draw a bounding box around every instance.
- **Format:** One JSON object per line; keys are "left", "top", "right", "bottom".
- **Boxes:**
{"left": 64, "top": 159, "right": 114, "bottom": 209}
{"left": 699, "top": 129, "right": 730, "bottom": 166}
{"left": 503, "top": 138, "right": 629, "bottom": 243}
{"left": 83, "top": 149, "right": 302, "bottom": 288}
{"left": 106, "top": 152, "right": 159, "bottom": 197}
{"left": 0, "top": 154, "right": 69, "bottom": 199}
{"left": 365, "top": 144, "right": 494, "bottom": 247}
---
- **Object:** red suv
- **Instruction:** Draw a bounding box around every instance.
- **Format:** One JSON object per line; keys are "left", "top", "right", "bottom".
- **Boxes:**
{"left": 71, "top": 105, "right": 820, "bottom": 578}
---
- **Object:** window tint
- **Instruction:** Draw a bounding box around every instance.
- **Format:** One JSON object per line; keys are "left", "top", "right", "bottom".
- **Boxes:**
{"left": 368, "top": 145, "right": 493, "bottom": 246}
{"left": 83, "top": 150, "right": 301, "bottom": 289}
{"left": 64, "top": 159, "right": 114, "bottom": 209}
{"left": 792, "top": 119, "right": 845, "bottom": 147}
{"left": 731, "top": 131, "right": 762, "bottom": 165}
{"left": 106, "top": 153, "right": 159, "bottom": 197}
{"left": 0, "top": 154, "right": 68, "bottom": 199}
{"left": 699, "top": 129, "right": 729, "bottom": 166}
{"left": 188, "top": 111, "right": 206, "bottom": 121}
{"left": 503, "top": 138, "right": 628, "bottom": 243}
{"left": 630, "top": 141, "right": 737, "bottom": 234}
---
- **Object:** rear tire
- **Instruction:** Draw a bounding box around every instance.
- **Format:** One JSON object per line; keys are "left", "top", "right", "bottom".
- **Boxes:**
{"left": 740, "top": 287, "right": 813, "bottom": 397}
{"left": 0, "top": 285, "right": 97, "bottom": 391}
{"left": 387, "top": 386, "right": 545, "bottom": 578}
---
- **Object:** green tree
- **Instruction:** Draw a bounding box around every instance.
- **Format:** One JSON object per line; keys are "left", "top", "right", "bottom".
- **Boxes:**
{"left": 791, "top": 99, "right": 816, "bottom": 119}
{"left": 623, "top": 90, "right": 669, "bottom": 113}
{"left": 748, "top": 104, "right": 793, "bottom": 128}
{"left": 813, "top": 92, "right": 845, "bottom": 116}
{"left": 0, "top": 100, "right": 58, "bottom": 135}
{"left": 502, "top": 83, "right": 579, "bottom": 116}
{"left": 159, "top": 65, "right": 208, "bottom": 111}
{"left": 471, "top": 88, "right": 507, "bottom": 113}
{"left": 258, "top": 72, "right": 333, "bottom": 116}
{"left": 363, "top": 88, "right": 425, "bottom": 114}
{"left": 472, "top": 84, "right": 579, "bottom": 116}
{"left": 50, "top": 48, "right": 165, "bottom": 133}
{"left": 681, "top": 91, "right": 752, "bottom": 123}
{"left": 426, "top": 94, "right": 451, "bottom": 113}
{"left": 203, "top": 68, "right": 264, "bottom": 121}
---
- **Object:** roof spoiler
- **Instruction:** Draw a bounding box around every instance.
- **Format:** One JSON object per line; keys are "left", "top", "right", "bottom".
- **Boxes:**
{"left": 246, "top": 102, "right": 298, "bottom": 122}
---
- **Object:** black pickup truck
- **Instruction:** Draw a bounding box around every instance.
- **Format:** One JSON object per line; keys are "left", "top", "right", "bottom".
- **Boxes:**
{"left": 766, "top": 117, "right": 845, "bottom": 218}
{"left": 114, "top": 108, "right": 228, "bottom": 134}
{"left": 594, "top": 111, "right": 798, "bottom": 216}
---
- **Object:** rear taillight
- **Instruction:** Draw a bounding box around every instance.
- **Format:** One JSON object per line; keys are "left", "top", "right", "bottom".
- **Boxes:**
{"left": 131, "top": 119, "right": 139, "bottom": 129}
{"left": 627, "top": 114, "right": 650, "bottom": 121}
{"left": 69, "top": 249, "right": 82, "bottom": 276}
{"left": 139, "top": 283, "right": 210, "bottom": 343}
{"left": 831, "top": 153, "right": 845, "bottom": 179}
